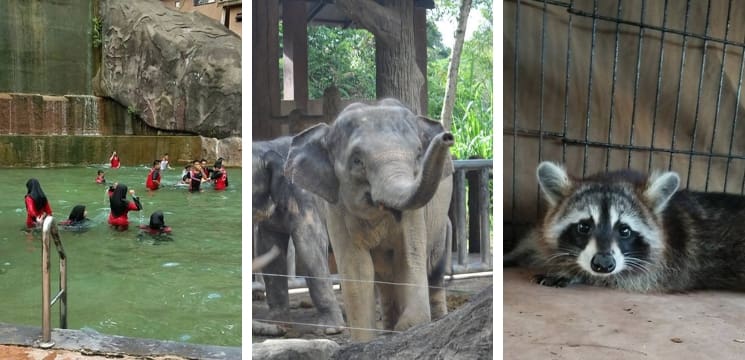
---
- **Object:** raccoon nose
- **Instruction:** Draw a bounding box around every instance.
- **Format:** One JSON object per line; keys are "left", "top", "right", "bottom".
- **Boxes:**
{"left": 591, "top": 253, "right": 616, "bottom": 273}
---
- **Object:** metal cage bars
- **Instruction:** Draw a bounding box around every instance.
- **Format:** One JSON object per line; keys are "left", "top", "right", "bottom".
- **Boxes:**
{"left": 507, "top": 0, "right": 745, "bottom": 243}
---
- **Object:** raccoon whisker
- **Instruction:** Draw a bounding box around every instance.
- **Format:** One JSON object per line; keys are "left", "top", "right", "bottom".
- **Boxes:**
{"left": 545, "top": 252, "right": 576, "bottom": 263}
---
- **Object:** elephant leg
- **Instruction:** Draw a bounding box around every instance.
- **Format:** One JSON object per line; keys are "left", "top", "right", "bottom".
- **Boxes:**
{"left": 394, "top": 209, "right": 432, "bottom": 332}
{"left": 292, "top": 219, "right": 344, "bottom": 334}
{"left": 376, "top": 282, "right": 400, "bottom": 330}
{"left": 327, "top": 209, "right": 376, "bottom": 341}
{"left": 256, "top": 225, "right": 290, "bottom": 321}
{"left": 429, "top": 219, "right": 451, "bottom": 320}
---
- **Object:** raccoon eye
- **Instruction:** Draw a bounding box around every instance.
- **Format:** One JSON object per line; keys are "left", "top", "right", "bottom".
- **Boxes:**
{"left": 575, "top": 221, "right": 593, "bottom": 235}
{"left": 618, "top": 224, "right": 632, "bottom": 238}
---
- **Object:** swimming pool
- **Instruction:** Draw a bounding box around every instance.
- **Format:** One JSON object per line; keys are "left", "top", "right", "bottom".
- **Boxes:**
{"left": 0, "top": 165, "right": 241, "bottom": 346}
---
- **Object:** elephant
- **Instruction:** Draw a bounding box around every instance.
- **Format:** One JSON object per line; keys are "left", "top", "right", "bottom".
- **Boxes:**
{"left": 284, "top": 98, "right": 454, "bottom": 341}
{"left": 252, "top": 136, "right": 344, "bottom": 335}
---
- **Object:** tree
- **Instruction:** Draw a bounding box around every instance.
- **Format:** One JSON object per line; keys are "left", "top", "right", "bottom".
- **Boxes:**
{"left": 335, "top": 0, "right": 425, "bottom": 113}
{"left": 440, "top": 0, "right": 472, "bottom": 131}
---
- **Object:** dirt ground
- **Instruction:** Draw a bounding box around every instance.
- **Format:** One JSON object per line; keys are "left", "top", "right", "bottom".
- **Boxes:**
{"left": 251, "top": 275, "right": 494, "bottom": 346}
{"left": 504, "top": 267, "right": 745, "bottom": 359}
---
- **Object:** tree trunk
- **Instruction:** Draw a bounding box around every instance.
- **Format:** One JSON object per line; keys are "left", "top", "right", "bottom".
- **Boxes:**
{"left": 336, "top": 0, "right": 424, "bottom": 114}
{"left": 440, "top": 0, "right": 473, "bottom": 131}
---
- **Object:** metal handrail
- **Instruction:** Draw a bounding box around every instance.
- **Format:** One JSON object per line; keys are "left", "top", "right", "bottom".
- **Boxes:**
{"left": 39, "top": 216, "right": 67, "bottom": 349}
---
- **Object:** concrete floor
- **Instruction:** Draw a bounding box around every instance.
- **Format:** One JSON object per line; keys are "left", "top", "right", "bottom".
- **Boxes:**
{"left": 504, "top": 268, "right": 745, "bottom": 360}
{"left": 0, "top": 322, "right": 240, "bottom": 360}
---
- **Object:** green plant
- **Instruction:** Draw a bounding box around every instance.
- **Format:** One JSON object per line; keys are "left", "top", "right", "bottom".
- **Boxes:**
{"left": 92, "top": 17, "right": 103, "bottom": 48}
{"left": 127, "top": 105, "right": 138, "bottom": 117}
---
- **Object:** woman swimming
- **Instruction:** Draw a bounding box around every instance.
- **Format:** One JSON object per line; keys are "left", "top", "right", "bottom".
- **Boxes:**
{"left": 59, "top": 205, "right": 91, "bottom": 232}
{"left": 24, "top": 178, "right": 53, "bottom": 229}
{"left": 108, "top": 183, "right": 142, "bottom": 231}
{"left": 139, "top": 210, "right": 172, "bottom": 235}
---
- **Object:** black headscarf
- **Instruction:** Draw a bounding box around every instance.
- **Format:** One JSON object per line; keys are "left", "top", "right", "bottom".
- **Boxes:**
{"left": 110, "top": 183, "right": 130, "bottom": 217}
{"left": 149, "top": 210, "right": 166, "bottom": 230}
{"left": 68, "top": 205, "right": 86, "bottom": 223}
{"left": 26, "top": 178, "right": 48, "bottom": 212}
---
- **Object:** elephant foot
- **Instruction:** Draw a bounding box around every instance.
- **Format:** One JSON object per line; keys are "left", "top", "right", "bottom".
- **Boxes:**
{"left": 252, "top": 320, "right": 286, "bottom": 337}
{"left": 393, "top": 308, "right": 430, "bottom": 332}
{"left": 267, "top": 308, "right": 291, "bottom": 323}
{"left": 316, "top": 309, "right": 345, "bottom": 335}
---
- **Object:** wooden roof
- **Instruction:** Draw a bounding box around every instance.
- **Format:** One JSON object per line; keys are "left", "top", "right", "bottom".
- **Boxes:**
{"left": 280, "top": 0, "right": 435, "bottom": 27}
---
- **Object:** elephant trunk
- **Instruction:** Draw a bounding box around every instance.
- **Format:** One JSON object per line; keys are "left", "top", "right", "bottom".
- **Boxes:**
{"left": 372, "top": 132, "right": 454, "bottom": 211}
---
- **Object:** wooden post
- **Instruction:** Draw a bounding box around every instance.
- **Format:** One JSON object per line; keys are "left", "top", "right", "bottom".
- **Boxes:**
{"left": 454, "top": 169, "right": 467, "bottom": 266}
{"left": 414, "top": 7, "right": 428, "bottom": 115}
{"left": 467, "top": 169, "right": 481, "bottom": 254}
{"left": 322, "top": 86, "right": 341, "bottom": 124}
{"left": 282, "top": 0, "right": 309, "bottom": 111}
{"left": 252, "top": 0, "right": 280, "bottom": 139}
{"left": 479, "top": 168, "right": 491, "bottom": 266}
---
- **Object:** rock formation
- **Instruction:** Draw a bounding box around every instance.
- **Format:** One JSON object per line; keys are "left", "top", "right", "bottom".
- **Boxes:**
{"left": 331, "top": 285, "right": 493, "bottom": 360}
{"left": 98, "top": 0, "right": 241, "bottom": 139}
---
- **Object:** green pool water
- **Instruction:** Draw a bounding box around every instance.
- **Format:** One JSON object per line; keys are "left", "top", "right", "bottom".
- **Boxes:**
{"left": 0, "top": 165, "right": 241, "bottom": 347}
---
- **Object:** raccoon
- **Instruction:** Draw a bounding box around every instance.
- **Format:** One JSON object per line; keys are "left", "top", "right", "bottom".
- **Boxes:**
{"left": 505, "top": 161, "right": 745, "bottom": 292}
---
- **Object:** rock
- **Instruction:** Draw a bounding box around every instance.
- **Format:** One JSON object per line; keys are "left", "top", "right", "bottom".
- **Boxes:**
{"left": 200, "top": 136, "right": 241, "bottom": 167}
{"left": 252, "top": 339, "right": 340, "bottom": 360}
{"left": 331, "top": 286, "right": 493, "bottom": 360}
{"left": 99, "top": 0, "right": 241, "bottom": 139}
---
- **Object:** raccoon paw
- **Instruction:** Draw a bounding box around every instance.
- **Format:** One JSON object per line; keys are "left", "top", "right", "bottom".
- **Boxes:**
{"left": 533, "top": 274, "right": 572, "bottom": 287}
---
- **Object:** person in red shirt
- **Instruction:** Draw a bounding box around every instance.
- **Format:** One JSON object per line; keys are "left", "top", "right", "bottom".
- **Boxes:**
{"left": 95, "top": 170, "right": 106, "bottom": 184}
{"left": 108, "top": 183, "right": 142, "bottom": 230}
{"left": 146, "top": 160, "right": 162, "bottom": 190}
{"left": 211, "top": 158, "right": 229, "bottom": 191}
{"left": 109, "top": 151, "right": 121, "bottom": 169}
{"left": 25, "top": 178, "right": 53, "bottom": 229}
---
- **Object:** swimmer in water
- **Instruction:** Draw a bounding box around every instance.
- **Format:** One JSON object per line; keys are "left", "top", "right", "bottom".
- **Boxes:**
{"left": 25, "top": 178, "right": 53, "bottom": 229}
{"left": 108, "top": 183, "right": 142, "bottom": 231}
{"left": 59, "top": 205, "right": 91, "bottom": 232}
{"left": 146, "top": 160, "right": 162, "bottom": 191}
{"left": 140, "top": 210, "right": 172, "bottom": 235}
{"left": 96, "top": 170, "right": 106, "bottom": 184}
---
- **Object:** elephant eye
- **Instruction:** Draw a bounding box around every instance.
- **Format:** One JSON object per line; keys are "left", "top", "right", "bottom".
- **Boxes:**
{"left": 352, "top": 157, "right": 363, "bottom": 167}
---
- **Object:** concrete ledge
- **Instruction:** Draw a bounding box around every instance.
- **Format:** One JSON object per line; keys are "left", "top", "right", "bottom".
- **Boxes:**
{"left": 0, "top": 322, "right": 241, "bottom": 360}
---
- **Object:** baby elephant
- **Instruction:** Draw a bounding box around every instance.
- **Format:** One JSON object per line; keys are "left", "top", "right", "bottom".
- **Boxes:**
{"left": 252, "top": 136, "right": 344, "bottom": 335}
{"left": 285, "top": 98, "right": 454, "bottom": 341}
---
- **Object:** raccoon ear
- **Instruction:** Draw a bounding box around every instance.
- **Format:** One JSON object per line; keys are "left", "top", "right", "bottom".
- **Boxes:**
{"left": 536, "top": 162, "right": 572, "bottom": 206}
{"left": 644, "top": 171, "right": 680, "bottom": 214}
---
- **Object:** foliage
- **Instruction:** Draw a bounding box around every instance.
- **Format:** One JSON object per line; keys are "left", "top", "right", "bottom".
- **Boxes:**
{"left": 127, "top": 105, "right": 138, "bottom": 118}
{"left": 428, "top": 1, "right": 493, "bottom": 160}
{"left": 306, "top": 26, "right": 376, "bottom": 99}
{"left": 92, "top": 17, "right": 103, "bottom": 48}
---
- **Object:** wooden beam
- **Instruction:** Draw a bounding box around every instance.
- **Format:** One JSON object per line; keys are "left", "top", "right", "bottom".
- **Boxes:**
{"left": 282, "top": 0, "right": 309, "bottom": 111}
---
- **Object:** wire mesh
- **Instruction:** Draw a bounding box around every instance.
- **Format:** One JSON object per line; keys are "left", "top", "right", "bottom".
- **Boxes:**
{"left": 505, "top": 0, "right": 745, "bottom": 247}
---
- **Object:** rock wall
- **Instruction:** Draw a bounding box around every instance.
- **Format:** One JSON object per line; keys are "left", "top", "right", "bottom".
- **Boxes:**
{"left": 0, "top": 0, "right": 94, "bottom": 95}
{"left": 99, "top": 0, "right": 241, "bottom": 139}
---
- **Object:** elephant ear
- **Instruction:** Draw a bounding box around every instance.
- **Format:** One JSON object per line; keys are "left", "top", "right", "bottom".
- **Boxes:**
{"left": 263, "top": 150, "right": 286, "bottom": 202}
{"left": 285, "top": 123, "right": 339, "bottom": 204}
{"left": 416, "top": 115, "right": 455, "bottom": 179}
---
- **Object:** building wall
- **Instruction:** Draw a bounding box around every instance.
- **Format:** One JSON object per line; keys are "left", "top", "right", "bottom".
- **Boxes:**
{"left": 161, "top": 0, "right": 242, "bottom": 37}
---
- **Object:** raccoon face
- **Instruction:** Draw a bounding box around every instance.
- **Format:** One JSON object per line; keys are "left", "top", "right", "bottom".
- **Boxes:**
{"left": 536, "top": 162, "right": 680, "bottom": 278}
